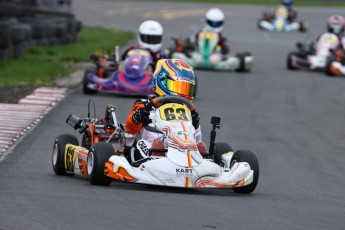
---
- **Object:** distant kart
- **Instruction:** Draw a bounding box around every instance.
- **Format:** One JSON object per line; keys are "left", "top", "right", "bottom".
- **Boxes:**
{"left": 287, "top": 33, "right": 340, "bottom": 71}
{"left": 83, "top": 48, "right": 154, "bottom": 96}
{"left": 258, "top": 6, "right": 308, "bottom": 32}
{"left": 170, "top": 28, "right": 253, "bottom": 72}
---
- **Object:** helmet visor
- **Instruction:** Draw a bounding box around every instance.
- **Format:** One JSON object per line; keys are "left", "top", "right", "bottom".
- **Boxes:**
{"left": 332, "top": 24, "right": 342, "bottom": 34}
{"left": 206, "top": 20, "right": 223, "bottom": 28}
{"left": 139, "top": 33, "right": 162, "bottom": 44}
{"left": 165, "top": 78, "right": 196, "bottom": 98}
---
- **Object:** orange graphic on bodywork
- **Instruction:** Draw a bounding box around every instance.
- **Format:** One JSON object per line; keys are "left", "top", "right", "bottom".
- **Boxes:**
{"left": 194, "top": 178, "right": 246, "bottom": 188}
{"left": 105, "top": 162, "right": 137, "bottom": 182}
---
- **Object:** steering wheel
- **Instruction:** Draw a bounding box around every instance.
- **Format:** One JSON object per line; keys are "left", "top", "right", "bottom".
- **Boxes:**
{"left": 144, "top": 96, "right": 195, "bottom": 112}
{"left": 143, "top": 96, "right": 195, "bottom": 133}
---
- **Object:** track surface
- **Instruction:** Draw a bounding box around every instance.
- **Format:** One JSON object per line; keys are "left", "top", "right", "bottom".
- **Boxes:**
{"left": 1, "top": 1, "right": 345, "bottom": 229}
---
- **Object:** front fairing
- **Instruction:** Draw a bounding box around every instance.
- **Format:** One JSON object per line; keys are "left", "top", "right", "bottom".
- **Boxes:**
{"left": 274, "top": 17, "right": 286, "bottom": 31}
{"left": 197, "top": 29, "right": 220, "bottom": 66}
{"left": 85, "top": 71, "right": 153, "bottom": 94}
{"left": 152, "top": 103, "right": 204, "bottom": 167}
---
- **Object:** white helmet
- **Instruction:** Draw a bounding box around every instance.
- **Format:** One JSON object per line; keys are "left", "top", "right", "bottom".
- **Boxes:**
{"left": 205, "top": 8, "right": 225, "bottom": 32}
{"left": 137, "top": 20, "right": 163, "bottom": 53}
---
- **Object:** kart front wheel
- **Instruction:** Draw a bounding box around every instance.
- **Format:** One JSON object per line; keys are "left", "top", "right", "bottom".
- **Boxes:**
{"left": 299, "top": 21, "right": 308, "bottom": 32}
{"left": 83, "top": 66, "right": 97, "bottom": 94}
{"left": 87, "top": 142, "right": 115, "bottom": 186}
{"left": 52, "top": 134, "right": 79, "bottom": 176}
{"left": 231, "top": 150, "right": 259, "bottom": 194}
{"left": 213, "top": 142, "right": 234, "bottom": 166}
{"left": 287, "top": 52, "right": 298, "bottom": 70}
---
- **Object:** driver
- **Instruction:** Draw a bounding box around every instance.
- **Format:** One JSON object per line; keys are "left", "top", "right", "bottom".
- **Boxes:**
{"left": 125, "top": 59, "right": 202, "bottom": 163}
{"left": 281, "top": 0, "right": 298, "bottom": 22}
{"left": 194, "top": 8, "right": 229, "bottom": 55}
{"left": 92, "top": 20, "right": 166, "bottom": 76}
{"left": 120, "top": 20, "right": 165, "bottom": 67}
{"left": 314, "top": 15, "right": 345, "bottom": 50}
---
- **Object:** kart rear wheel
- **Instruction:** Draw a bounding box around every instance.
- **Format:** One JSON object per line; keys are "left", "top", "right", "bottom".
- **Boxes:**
{"left": 235, "top": 52, "right": 246, "bottom": 72}
{"left": 325, "top": 55, "right": 336, "bottom": 76}
{"left": 232, "top": 150, "right": 259, "bottom": 194}
{"left": 257, "top": 19, "right": 264, "bottom": 30}
{"left": 299, "top": 21, "right": 308, "bottom": 32}
{"left": 83, "top": 66, "right": 97, "bottom": 94}
{"left": 213, "top": 142, "right": 234, "bottom": 166}
{"left": 87, "top": 142, "right": 114, "bottom": 186}
{"left": 52, "top": 134, "right": 79, "bottom": 176}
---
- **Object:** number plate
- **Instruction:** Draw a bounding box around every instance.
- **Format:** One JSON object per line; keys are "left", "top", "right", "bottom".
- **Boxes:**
{"left": 158, "top": 103, "right": 191, "bottom": 122}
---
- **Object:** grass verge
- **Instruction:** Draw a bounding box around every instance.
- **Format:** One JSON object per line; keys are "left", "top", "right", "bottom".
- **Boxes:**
{"left": 148, "top": 0, "right": 345, "bottom": 7}
{"left": 0, "top": 27, "right": 134, "bottom": 86}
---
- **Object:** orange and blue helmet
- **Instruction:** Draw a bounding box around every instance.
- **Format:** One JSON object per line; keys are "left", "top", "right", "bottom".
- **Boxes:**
{"left": 152, "top": 59, "right": 196, "bottom": 101}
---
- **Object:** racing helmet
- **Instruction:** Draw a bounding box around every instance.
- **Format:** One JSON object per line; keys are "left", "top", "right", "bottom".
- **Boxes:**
{"left": 152, "top": 59, "right": 196, "bottom": 101}
{"left": 205, "top": 8, "right": 225, "bottom": 32}
{"left": 281, "top": 0, "right": 294, "bottom": 8}
{"left": 137, "top": 20, "right": 163, "bottom": 53}
{"left": 327, "top": 15, "right": 345, "bottom": 36}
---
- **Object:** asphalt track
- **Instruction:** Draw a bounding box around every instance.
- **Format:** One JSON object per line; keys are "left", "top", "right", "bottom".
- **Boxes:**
{"left": 1, "top": 1, "right": 345, "bottom": 229}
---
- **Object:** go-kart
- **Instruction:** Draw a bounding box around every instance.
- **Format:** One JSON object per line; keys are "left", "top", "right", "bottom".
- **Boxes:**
{"left": 52, "top": 101, "right": 125, "bottom": 177}
{"left": 287, "top": 32, "right": 340, "bottom": 71}
{"left": 170, "top": 28, "right": 254, "bottom": 72}
{"left": 325, "top": 46, "right": 345, "bottom": 76}
{"left": 258, "top": 6, "right": 308, "bottom": 32}
{"left": 83, "top": 48, "right": 154, "bottom": 96}
{"left": 52, "top": 96, "right": 259, "bottom": 193}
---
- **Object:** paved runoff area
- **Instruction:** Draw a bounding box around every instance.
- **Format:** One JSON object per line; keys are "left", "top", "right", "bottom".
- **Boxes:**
{"left": 0, "top": 87, "right": 67, "bottom": 155}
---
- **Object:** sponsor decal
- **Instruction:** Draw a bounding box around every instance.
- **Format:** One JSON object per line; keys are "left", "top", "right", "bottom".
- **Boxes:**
{"left": 173, "top": 76, "right": 195, "bottom": 84}
{"left": 65, "top": 145, "right": 77, "bottom": 173}
{"left": 176, "top": 168, "right": 193, "bottom": 176}
{"left": 137, "top": 140, "right": 150, "bottom": 156}
{"left": 177, "top": 131, "right": 189, "bottom": 136}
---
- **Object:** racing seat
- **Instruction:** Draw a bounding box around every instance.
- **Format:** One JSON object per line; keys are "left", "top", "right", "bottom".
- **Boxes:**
{"left": 151, "top": 138, "right": 166, "bottom": 157}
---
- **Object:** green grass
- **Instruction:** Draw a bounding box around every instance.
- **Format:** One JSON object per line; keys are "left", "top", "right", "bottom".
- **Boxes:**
{"left": 0, "top": 27, "right": 134, "bottom": 86}
{"left": 148, "top": 0, "right": 345, "bottom": 7}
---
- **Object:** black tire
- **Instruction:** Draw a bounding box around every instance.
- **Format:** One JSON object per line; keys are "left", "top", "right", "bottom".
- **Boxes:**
{"left": 235, "top": 52, "right": 246, "bottom": 72}
{"left": 0, "top": 29, "right": 11, "bottom": 49}
{"left": 87, "top": 142, "right": 114, "bottom": 186}
{"left": 299, "top": 21, "right": 308, "bottom": 32}
{"left": 287, "top": 52, "right": 298, "bottom": 70}
{"left": 52, "top": 134, "right": 79, "bottom": 176}
{"left": 9, "top": 24, "right": 32, "bottom": 43}
{"left": 0, "top": 48, "right": 5, "bottom": 61}
{"left": 83, "top": 66, "right": 98, "bottom": 94}
{"left": 257, "top": 19, "right": 264, "bottom": 30}
{"left": 325, "top": 55, "right": 336, "bottom": 76}
{"left": 213, "top": 142, "right": 234, "bottom": 166}
{"left": 232, "top": 150, "right": 259, "bottom": 194}
{"left": 12, "top": 41, "right": 26, "bottom": 59}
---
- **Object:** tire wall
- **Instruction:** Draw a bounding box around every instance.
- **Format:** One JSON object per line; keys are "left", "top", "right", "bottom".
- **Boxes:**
{"left": 0, "top": 0, "right": 82, "bottom": 61}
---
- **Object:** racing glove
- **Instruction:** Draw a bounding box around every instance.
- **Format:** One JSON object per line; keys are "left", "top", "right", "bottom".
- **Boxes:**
{"left": 191, "top": 110, "right": 200, "bottom": 129}
{"left": 132, "top": 108, "right": 151, "bottom": 126}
